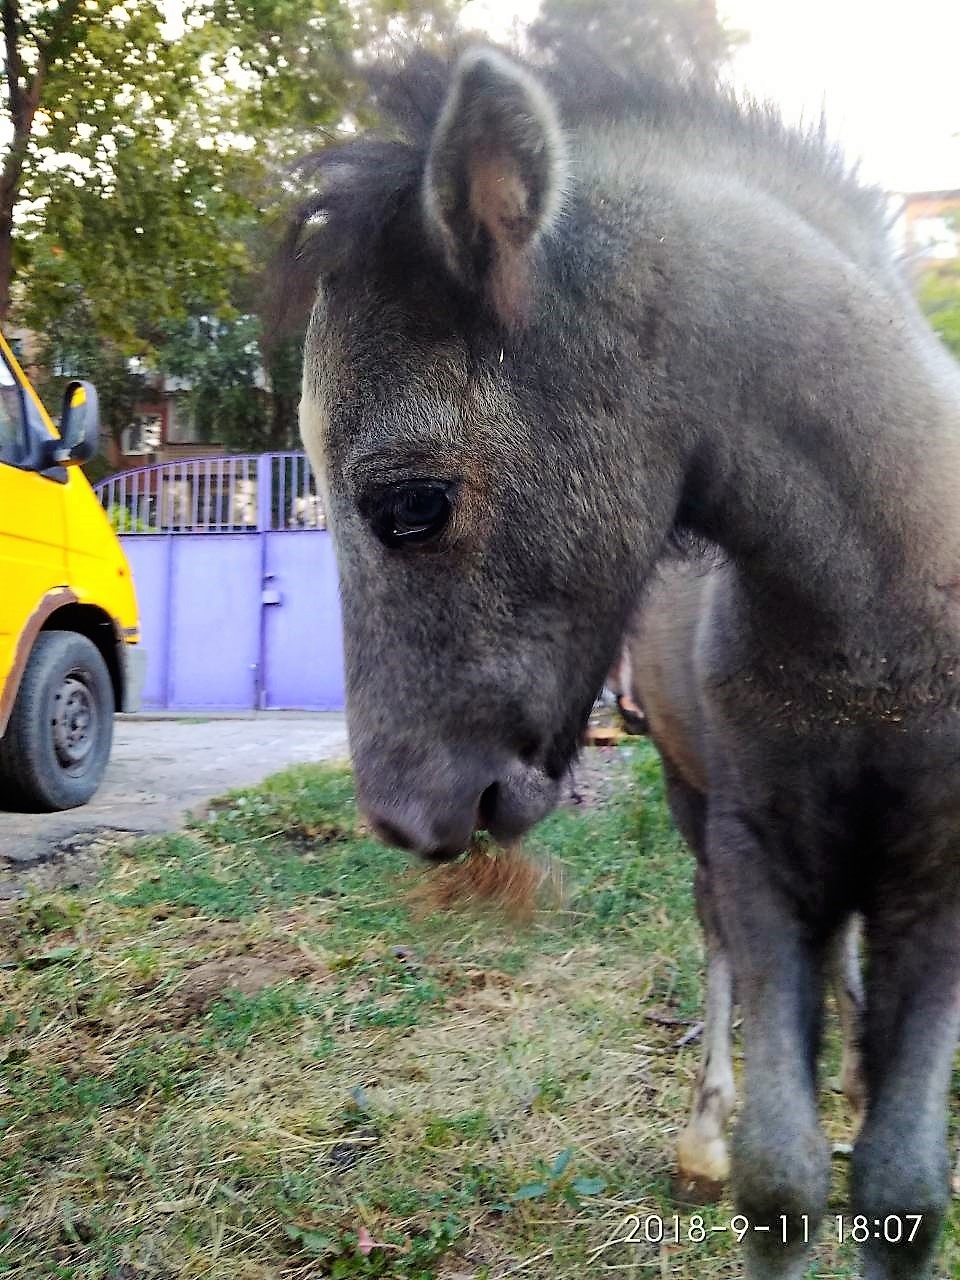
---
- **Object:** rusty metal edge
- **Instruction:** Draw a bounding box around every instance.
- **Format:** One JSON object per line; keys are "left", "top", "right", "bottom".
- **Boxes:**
{"left": 0, "top": 587, "right": 80, "bottom": 738}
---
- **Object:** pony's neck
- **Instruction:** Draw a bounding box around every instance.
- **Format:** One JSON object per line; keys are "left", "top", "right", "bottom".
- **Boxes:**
{"left": 683, "top": 329, "right": 960, "bottom": 667}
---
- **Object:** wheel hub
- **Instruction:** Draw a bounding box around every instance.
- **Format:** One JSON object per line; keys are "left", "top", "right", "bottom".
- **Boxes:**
{"left": 52, "top": 674, "right": 97, "bottom": 769}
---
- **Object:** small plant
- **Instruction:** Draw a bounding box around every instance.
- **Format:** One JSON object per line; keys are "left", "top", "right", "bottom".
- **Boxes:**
{"left": 505, "top": 1148, "right": 607, "bottom": 1210}
{"left": 423, "top": 1110, "right": 491, "bottom": 1146}
{"left": 282, "top": 1215, "right": 465, "bottom": 1277}
{"left": 21, "top": 893, "right": 84, "bottom": 937}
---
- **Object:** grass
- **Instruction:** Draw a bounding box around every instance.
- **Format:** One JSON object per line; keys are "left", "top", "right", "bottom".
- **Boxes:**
{"left": 0, "top": 742, "right": 956, "bottom": 1279}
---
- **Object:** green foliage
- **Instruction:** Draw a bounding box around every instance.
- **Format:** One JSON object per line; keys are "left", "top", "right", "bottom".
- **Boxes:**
{"left": 32, "top": 289, "right": 152, "bottom": 451}
{"left": 7, "top": 2, "right": 250, "bottom": 330}
{"left": 507, "top": 1148, "right": 607, "bottom": 1209}
{"left": 281, "top": 1214, "right": 465, "bottom": 1277}
{"left": 105, "top": 503, "right": 151, "bottom": 533}
{"left": 191, "top": 0, "right": 459, "bottom": 143}
{"left": 2, "top": 0, "right": 461, "bottom": 453}
{"left": 917, "top": 215, "right": 960, "bottom": 361}
{"left": 156, "top": 313, "right": 271, "bottom": 450}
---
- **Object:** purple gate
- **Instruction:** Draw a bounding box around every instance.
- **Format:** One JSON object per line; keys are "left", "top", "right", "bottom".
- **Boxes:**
{"left": 95, "top": 453, "right": 344, "bottom": 711}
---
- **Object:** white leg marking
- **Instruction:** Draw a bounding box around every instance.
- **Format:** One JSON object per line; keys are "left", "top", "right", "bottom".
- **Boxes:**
{"left": 677, "top": 939, "right": 736, "bottom": 1185}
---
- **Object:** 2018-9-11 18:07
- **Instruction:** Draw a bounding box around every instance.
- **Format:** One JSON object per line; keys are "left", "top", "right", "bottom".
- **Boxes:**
{"left": 588, "top": 1212, "right": 926, "bottom": 1257}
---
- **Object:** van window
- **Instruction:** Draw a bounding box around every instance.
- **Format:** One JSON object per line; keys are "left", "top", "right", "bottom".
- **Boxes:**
{"left": 0, "top": 354, "right": 25, "bottom": 465}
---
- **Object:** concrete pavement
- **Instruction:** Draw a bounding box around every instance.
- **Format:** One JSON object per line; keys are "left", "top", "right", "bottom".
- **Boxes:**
{"left": 0, "top": 712, "right": 349, "bottom": 866}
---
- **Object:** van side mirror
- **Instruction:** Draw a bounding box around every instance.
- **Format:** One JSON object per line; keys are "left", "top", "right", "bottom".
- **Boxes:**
{"left": 52, "top": 380, "right": 99, "bottom": 465}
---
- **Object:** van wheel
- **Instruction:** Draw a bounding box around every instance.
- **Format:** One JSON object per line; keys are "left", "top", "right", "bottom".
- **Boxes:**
{"left": 0, "top": 631, "right": 115, "bottom": 811}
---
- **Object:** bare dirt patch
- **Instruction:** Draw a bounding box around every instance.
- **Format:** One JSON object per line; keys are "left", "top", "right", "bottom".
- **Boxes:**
{"left": 0, "top": 827, "right": 138, "bottom": 898}
{"left": 563, "top": 742, "right": 636, "bottom": 810}
{"left": 165, "top": 944, "right": 328, "bottom": 1026}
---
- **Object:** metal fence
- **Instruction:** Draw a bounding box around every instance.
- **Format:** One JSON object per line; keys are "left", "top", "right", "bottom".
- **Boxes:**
{"left": 92, "top": 451, "right": 343, "bottom": 710}
{"left": 94, "top": 452, "right": 324, "bottom": 533}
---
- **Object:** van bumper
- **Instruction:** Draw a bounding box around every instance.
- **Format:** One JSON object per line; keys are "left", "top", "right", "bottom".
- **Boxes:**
{"left": 120, "top": 643, "right": 148, "bottom": 713}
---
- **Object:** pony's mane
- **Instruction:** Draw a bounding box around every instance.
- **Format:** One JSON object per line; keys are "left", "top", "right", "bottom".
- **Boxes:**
{"left": 276, "top": 44, "right": 891, "bottom": 326}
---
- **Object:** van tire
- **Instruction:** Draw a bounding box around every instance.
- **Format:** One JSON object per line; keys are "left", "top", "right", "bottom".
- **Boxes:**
{"left": 0, "top": 631, "right": 115, "bottom": 811}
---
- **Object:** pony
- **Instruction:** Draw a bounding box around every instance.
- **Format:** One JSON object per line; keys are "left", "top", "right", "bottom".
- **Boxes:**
{"left": 288, "top": 45, "right": 960, "bottom": 1278}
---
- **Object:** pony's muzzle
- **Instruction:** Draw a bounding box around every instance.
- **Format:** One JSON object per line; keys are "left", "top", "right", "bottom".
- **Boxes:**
{"left": 368, "top": 809, "right": 474, "bottom": 862}
{"left": 361, "top": 761, "right": 560, "bottom": 863}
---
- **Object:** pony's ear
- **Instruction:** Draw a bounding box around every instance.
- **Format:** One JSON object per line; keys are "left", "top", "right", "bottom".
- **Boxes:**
{"left": 423, "top": 49, "right": 567, "bottom": 326}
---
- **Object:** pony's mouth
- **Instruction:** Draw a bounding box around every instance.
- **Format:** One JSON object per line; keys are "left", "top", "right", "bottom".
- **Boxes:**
{"left": 364, "top": 762, "right": 561, "bottom": 864}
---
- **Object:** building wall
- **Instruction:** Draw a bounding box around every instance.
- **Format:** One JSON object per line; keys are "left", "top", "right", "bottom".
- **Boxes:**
{"left": 903, "top": 191, "right": 960, "bottom": 270}
{"left": 109, "top": 392, "right": 230, "bottom": 471}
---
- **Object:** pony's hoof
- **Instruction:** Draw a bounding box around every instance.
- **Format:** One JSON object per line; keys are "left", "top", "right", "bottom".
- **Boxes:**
{"left": 671, "top": 1169, "right": 726, "bottom": 1206}
{"left": 675, "top": 1129, "right": 730, "bottom": 1203}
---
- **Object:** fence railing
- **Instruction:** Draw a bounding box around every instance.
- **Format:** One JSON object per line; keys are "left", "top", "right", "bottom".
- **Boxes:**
{"left": 94, "top": 452, "right": 325, "bottom": 534}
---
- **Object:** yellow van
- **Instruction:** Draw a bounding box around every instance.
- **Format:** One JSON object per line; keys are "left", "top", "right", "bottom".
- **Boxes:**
{"left": 0, "top": 332, "right": 145, "bottom": 810}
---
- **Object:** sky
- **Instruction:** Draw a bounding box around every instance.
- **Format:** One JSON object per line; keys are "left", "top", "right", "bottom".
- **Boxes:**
{"left": 12, "top": 2, "right": 960, "bottom": 197}
{"left": 459, "top": 0, "right": 960, "bottom": 194}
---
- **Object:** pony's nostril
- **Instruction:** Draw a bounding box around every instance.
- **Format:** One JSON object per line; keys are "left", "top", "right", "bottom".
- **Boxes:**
{"left": 368, "top": 809, "right": 473, "bottom": 860}
{"left": 374, "top": 819, "right": 414, "bottom": 851}
{"left": 420, "top": 842, "right": 465, "bottom": 864}
{"left": 477, "top": 782, "right": 499, "bottom": 830}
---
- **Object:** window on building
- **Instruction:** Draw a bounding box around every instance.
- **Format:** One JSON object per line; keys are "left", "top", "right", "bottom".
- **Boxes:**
{"left": 121, "top": 415, "right": 162, "bottom": 456}
{"left": 165, "top": 393, "right": 200, "bottom": 444}
{"left": 51, "top": 354, "right": 83, "bottom": 378}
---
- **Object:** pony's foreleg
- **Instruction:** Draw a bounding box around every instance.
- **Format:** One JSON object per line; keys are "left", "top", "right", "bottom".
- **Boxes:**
{"left": 676, "top": 927, "right": 736, "bottom": 1189}
{"left": 660, "top": 771, "right": 735, "bottom": 1195}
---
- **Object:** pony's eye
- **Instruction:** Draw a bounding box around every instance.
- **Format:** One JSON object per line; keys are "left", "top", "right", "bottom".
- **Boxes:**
{"left": 372, "top": 481, "right": 453, "bottom": 548}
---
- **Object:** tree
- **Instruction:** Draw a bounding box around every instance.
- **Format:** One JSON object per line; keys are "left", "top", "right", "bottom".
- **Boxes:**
{"left": 1, "top": 0, "right": 79, "bottom": 321}
{"left": 2, "top": 0, "right": 459, "bottom": 453}
{"left": 1, "top": 0, "right": 270, "bottom": 455}
{"left": 156, "top": 313, "right": 270, "bottom": 453}
{"left": 2, "top": 0, "right": 462, "bottom": 328}
{"left": 530, "top": 0, "right": 745, "bottom": 84}
{"left": 2, "top": 2, "right": 236, "bottom": 328}
{"left": 34, "top": 287, "right": 152, "bottom": 472}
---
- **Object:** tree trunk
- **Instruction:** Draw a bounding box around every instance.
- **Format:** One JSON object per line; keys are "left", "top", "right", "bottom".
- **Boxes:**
{"left": 269, "top": 387, "right": 297, "bottom": 451}
{"left": 0, "top": 126, "right": 37, "bottom": 326}
{"left": 0, "top": 194, "right": 14, "bottom": 326}
{"left": 1, "top": 0, "right": 76, "bottom": 325}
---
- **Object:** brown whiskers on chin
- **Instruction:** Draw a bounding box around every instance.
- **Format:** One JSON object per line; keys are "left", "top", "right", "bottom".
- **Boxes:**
{"left": 403, "top": 835, "right": 566, "bottom": 923}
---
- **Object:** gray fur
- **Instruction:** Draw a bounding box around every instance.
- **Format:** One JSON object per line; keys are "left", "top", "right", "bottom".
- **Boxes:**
{"left": 292, "top": 45, "right": 960, "bottom": 1277}
{"left": 625, "top": 563, "right": 960, "bottom": 1278}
